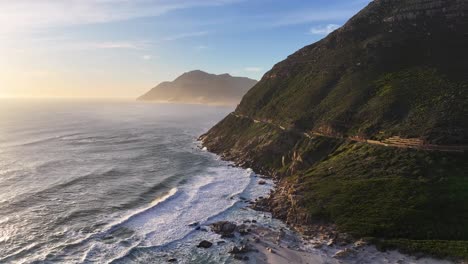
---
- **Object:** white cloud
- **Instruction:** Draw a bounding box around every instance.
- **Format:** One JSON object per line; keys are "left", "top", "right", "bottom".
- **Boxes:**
{"left": 244, "top": 67, "right": 263, "bottom": 72}
{"left": 309, "top": 24, "right": 341, "bottom": 35}
{"left": 142, "top": 55, "right": 152, "bottom": 60}
{"left": 195, "top": 45, "right": 208, "bottom": 50}
{"left": 163, "top": 31, "right": 209, "bottom": 41}
{"left": 51, "top": 40, "right": 154, "bottom": 51}
{"left": 93, "top": 41, "right": 140, "bottom": 49}
{"left": 0, "top": 0, "right": 242, "bottom": 34}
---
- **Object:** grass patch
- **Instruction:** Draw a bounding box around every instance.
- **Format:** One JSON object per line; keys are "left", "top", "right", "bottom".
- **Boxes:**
{"left": 375, "top": 239, "right": 468, "bottom": 259}
{"left": 301, "top": 143, "right": 468, "bottom": 240}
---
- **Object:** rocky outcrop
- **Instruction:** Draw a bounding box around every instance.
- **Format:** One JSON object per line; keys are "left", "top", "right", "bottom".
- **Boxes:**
{"left": 197, "top": 240, "right": 213, "bottom": 249}
{"left": 210, "top": 221, "right": 237, "bottom": 238}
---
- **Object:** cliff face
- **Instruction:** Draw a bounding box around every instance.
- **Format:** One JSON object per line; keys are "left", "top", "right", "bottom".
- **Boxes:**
{"left": 201, "top": 0, "right": 468, "bottom": 259}
{"left": 138, "top": 70, "right": 257, "bottom": 105}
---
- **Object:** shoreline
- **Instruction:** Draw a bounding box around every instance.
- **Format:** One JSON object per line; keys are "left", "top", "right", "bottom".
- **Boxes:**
{"left": 245, "top": 180, "right": 454, "bottom": 264}
{"left": 175, "top": 171, "right": 454, "bottom": 264}
{"left": 194, "top": 144, "right": 459, "bottom": 264}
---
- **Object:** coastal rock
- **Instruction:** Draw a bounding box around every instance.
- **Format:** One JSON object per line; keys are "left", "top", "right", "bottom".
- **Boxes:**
{"left": 211, "top": 221, "right": 237, "bottom": 237}
{"left": 236, "top": 224, "right": 250, "bottom": 236}
{"left": 336, "top": 233, "right": 353, "bottom": 246}
{"left": 333, "top": 248, "right": 357, "bottom": 259}
{"left": 233, "top": 255, "right": 249, "bottom": 261}
{"left": 353, "top": 239, "right": 368, "bottom": 248}
{"left": 237, "top": 244, "right": 253, "bottom": 253}
{"left": 188, "top": 222, "right": 199, "bottom": 227}
{"left": 229, "top": 246, "right": 241, "bottom": 254}
{"left": 258, "top": 180, "right": 267, "bottom": 185}
{"left": 197, "top": 240, "right": 213, "bottom": 249}
{"left": 167, "top": 258, "right": 177, "bottom": 263}
{"left": 312, "top": 242, "right": 323, "bottom": 249}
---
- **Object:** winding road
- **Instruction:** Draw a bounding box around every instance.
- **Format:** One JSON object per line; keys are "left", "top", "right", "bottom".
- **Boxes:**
{"left": 230, "top": 113, "right": 467, "bottom": 153}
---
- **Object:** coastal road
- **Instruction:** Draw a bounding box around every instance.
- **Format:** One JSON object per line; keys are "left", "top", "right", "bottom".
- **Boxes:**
{"left": 230, "top": 113, "right": 467, "bottom": 153}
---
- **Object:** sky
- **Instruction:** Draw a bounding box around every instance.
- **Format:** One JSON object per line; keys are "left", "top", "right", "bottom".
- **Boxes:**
{"left": 0, "top": 0, "right": 372, "bottom": 98}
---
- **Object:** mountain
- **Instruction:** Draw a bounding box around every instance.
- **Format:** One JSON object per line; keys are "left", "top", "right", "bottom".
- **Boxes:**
{"left": 138, "top": 70, "right": 257, "bottom": 105}
{"left": 201, "top": 0, "right": 468, "bottom": 259}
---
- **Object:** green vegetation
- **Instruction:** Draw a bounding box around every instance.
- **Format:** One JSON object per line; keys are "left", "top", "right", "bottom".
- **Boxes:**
{"left": 202, "top": 114, "right": 290, "bottom": 171}
{"left": 356, "top": 68, "right": 467, "bottom": 143}
{"left": 376, "top": 239, "right": 468, "bottom": 259}
{"left": 239, "top": 66, "right": 467, "bottom": 144}
{"left": 235, "top": 0, "right": 467, "bottom": 145}
{"left": 201, "top": 0, "right": 468, "bottom": 259}
{"left": 204, "top": 117, "right": 468, "bottom": 258}
{"left": 300, "top": 143, "right": 467, "bottom": 243}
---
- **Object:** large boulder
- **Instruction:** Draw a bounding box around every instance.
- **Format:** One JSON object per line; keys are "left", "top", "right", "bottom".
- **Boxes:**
{"left": 197, "top": 240, "right": 213, "bottom": 249}
{"left": 211, "top": 221, "right": 237, "bottom": 237}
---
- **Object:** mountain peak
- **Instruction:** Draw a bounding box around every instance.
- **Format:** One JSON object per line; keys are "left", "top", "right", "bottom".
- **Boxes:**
{"left": 179, "top": 70, "right": 209, "bottom": 79}
{"left": 180, "top": 70, "right": 234, "bottom": 79}
{"left": 138, "top": 70, "right": 257, "bottom": 105}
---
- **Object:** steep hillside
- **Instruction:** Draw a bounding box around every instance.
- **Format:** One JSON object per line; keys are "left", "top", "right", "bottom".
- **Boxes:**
{"left": 138, "top": 70, "right": 257, "bottom": 105}
{"left": 201, "top": 0, "right": 468, "bottom": 259}
{"left": 237, "top": 0, "right": 467, "bottom": 144}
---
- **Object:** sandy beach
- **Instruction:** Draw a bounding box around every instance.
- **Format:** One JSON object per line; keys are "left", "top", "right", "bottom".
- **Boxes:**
{"left": 246, "top": 225, "right": 327, "bottom": 264}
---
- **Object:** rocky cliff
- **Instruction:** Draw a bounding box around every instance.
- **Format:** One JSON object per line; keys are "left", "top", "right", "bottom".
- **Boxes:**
{"left": 138, "top": 70, "right": 257, "bottom": 105}
{"left": 201, "top": 0, "right": 468, "bottom": 259}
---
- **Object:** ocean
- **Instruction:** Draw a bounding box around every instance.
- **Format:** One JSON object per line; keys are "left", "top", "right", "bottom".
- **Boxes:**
{"left": 0, "top": 99, "right": 274, "bottom": 263}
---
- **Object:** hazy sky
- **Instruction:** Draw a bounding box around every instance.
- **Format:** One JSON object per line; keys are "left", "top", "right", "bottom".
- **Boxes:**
{"left": 0, "top": 0, "right": 371, "bottom": 98}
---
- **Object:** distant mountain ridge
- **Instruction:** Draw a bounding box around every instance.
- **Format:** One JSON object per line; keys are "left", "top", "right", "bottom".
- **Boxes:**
{"left": 138, "top": 70, "right": 257, "bottom": 105}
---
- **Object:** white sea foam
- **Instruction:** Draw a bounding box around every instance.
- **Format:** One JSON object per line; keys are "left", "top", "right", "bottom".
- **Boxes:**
{"left": 57, "top": 156, "right": 256, "bottom": 263}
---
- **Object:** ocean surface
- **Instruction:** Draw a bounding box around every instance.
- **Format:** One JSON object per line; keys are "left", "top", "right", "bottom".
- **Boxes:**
{"left": 0, "top": 99, "right": 272, "bottom": 264}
